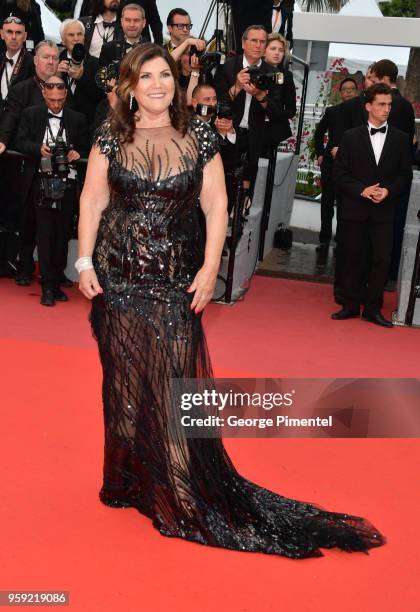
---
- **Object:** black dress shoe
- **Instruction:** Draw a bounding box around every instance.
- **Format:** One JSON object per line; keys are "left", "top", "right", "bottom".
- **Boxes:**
{"left": 15, "top": 274, "right": 32, "bottom": 286}
{"left": 361, "top": 311, "right": 393, "bottom": 328}
{"left": 331, "top": 308, "right": 360, "bottom": 320}
{"left": 53, "top": 288, "right": 68, "bottom": 302}
{"left": 59, "top": 274, "right": 73, "bottom": 288}
{"left": 41, "top": 288, "right": 55, "bottom": 306}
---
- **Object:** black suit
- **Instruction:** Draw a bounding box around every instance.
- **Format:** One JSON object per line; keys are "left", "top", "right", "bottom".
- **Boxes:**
{"left": 80, "top": 16, "right": 124, "bottom": 57}
{"left": 58, "top": 49, "right": 103, "bottom": 125}
{"left": 45, "top": 0, "right": 91, "bottom": 19}
{"left": 314, "top": 103, "right": 343, "bottom": 245}
{"left": 99, "top": 37, "right": 146, "bottom": 67}
{"left": 120, "top": 0, "right": 163, "bottom": 44}
{"left": 214, "top": 55, "right": 288, "bottom": 184}
{"left": 14, "top": 104, "right": 89, "bottom": 285}
{"left": 0, "top": 75, "right": 44, "bottom": 148}
{"left": 334, "top": 124, "right": 412, "bottom": 314}
{"left": 229, "top": 0, "right": 273, "bottom": 51}
{"left": 0, "top": 49, "right": 35, "bottom": 109}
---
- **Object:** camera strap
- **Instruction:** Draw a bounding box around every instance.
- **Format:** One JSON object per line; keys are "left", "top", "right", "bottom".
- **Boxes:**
{"left": 46, "top": 120, "right": 65, "bottom": 148}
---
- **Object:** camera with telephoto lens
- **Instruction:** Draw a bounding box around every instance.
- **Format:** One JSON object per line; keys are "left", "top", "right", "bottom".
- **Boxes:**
{"left": 39, "top": 137, "right": 72, "bottom": 211}
{"left": 247, "top": 66, "right": 284, "bottom": 90}
{"left": 69, "top": 43, "right": 86, "bottom": 68}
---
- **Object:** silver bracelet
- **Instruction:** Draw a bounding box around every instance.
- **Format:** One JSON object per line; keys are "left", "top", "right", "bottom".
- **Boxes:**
{"left": 74, "top": 256, "right": 94, "bottom": 273}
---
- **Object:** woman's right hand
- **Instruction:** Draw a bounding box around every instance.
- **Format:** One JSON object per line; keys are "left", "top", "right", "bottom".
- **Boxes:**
{"left": 79, "top": 269, "right": 103, "bottom": 299}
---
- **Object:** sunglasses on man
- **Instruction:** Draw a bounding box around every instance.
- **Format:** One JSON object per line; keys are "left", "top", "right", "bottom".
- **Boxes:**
{"left": 43, "top": 82, "right": 67, "bottom": 90}
{"left": 3, "top": 16, "right": 23, "bottom": 25}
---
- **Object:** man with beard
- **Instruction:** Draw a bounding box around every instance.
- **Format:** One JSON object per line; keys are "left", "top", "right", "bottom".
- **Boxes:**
{"left": 80, "top": 0, "right": 123, "bottom": 60}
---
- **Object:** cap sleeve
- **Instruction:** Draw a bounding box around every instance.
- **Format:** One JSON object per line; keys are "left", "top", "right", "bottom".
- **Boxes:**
{"left": 93, "top": 120, "right": 120, "bottom": 159}
{"left": 192, "top": 116, "right": 220, "bottom": 167}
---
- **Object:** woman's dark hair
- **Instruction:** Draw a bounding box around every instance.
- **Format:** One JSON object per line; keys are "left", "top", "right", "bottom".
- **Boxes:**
{"left": 364, "top": 82, "right": 392, "bottom": 104}
{"left": 109, "top": 43, "right": 190, "bottom": 143}
{"left": 339, "top": 77, "right": 358, "bottom": 91}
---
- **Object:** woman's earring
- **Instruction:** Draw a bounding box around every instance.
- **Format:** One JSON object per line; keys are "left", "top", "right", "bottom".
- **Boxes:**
{"left": 129, "top": 92, "right": 134, "bottom": 111}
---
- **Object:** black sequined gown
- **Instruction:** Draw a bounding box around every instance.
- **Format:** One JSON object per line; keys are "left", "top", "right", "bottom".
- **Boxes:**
{"left": 89, "top": 117, "right": 385, "bottom": 558}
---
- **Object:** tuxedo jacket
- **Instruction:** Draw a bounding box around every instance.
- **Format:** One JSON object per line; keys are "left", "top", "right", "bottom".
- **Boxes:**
{"left": 334, "top": 124, "right": 412, "bottom": 223}
{"left": 314, "top": 103, "right": 344, "bottom": 164}
{"left": 99, "top": 37, "right": 146, "bottom": 68}
{"left": 0, "top": 49, "right": 35, "bottom": 108}
{"left": 214, "top": 55, "right": 293, "bottom": 155}
{"left": 80, "top": 16, "right": 124, "bottom": 53}
{"left": 337, "top": 88, "right": 415, "bottom": 145}
{"left": 14, "top": 104, "right": 89, "bottom": 203}
{"left": 58, "top": 49, "right": 102, "bottom": 124}
{"left": 120, "top": 0, "right": 163, "bottom": 45}
{"left": 45, "top": 0, "right": 91, "bottom": 19}
{"left": 0, "top": 76, "right": 44, "bottom": 147}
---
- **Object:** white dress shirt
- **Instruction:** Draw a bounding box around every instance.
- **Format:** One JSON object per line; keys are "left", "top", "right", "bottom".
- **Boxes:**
{"left": 239, "top": 56, "right": 262, "bottom": 130}
{"left": 43, "top": 110, "right": 76, "bottom": 179}
{"left": 73, "top": 0, "right": 85, "bottom": 19}
{"left": 1, "top": 49, "right": 21, "bottom": 101}
{"left": 89, "top": 14, "right": 117, "bottom": 58}
{"left": 367, "top": 121, "right": 388, "bottom": 165}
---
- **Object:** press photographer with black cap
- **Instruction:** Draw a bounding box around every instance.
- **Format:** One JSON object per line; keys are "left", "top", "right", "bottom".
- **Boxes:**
{"left": 14, "top": 75, "right": 89, "bottom": 306}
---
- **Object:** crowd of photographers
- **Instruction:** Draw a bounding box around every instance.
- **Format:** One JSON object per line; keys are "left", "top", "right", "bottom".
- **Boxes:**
{"left": 0, "top": 2, "right": 297, "bottom": 306}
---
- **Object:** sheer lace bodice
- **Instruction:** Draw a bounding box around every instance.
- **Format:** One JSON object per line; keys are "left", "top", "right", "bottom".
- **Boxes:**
{"left": 89, "top": 117, "right": 385, "bottom": 559}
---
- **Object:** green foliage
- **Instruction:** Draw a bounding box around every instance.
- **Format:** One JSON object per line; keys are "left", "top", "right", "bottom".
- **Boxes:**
{"left": 379, "top": 0, "right": 416, "bottom": 17}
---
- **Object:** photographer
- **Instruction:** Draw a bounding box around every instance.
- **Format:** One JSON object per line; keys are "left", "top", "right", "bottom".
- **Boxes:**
{"left": 80, "top": 0, "right": 123, "bottom": 60}
{"left": 214, "top": 25, "right": 287, "bottom": 197}
{"left": 57, "top": 19, "right": 102, "bottom": 124}
{"left": 15, "top": 75, "right": 89, "bottom": 305}
{"left": 99, "top": 3, "right": 146, "bottom": 67}
{"left": 164, "top": 8, "right": 206, "bottom": 62}
{"left": 0, "top": 0, "right": 44, "bottom": 52}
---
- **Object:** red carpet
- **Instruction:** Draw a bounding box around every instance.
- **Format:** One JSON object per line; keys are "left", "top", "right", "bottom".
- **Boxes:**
{"left": 0, "top": 276, "right": 419, "bottom": 611}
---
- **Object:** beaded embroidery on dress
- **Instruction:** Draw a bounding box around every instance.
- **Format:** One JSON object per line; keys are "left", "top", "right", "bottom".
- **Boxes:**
{"left": 89, "top": 116, "right": 385, "bottom": 558}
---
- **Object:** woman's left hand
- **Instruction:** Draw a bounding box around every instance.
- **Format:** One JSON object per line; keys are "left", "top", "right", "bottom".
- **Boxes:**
{"left": 187, "top": 266, "right": 218, "bottom": 313}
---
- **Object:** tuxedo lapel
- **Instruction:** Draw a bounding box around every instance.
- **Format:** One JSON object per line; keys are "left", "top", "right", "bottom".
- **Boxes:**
{"left": 377, "top": 128, "right": 393, "bottom": 167}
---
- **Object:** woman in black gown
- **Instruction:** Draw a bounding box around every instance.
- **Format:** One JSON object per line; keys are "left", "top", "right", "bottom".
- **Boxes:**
{"left": 76, "top": 43, "right": 385, "bottom": 559}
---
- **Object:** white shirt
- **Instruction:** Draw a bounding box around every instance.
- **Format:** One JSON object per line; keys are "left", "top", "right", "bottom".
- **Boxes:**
{"left": 367, "top": 121, "right": 388, "bottom": 165}
{"left": 89, "top": 14, "right": 117, "bottom": 59}
{"left": 43, "top": 110, "right": 76, "bottom": 180}
{"left": 239, "top": 56, "right": 262, "bottom": 130}
{"left": 272, "top": 2, "right": 283, "bottom": 33}
{"left": 73, "top": 0, "right": 84, "bottom": 19}
{"left": 1, "top": 49, "right": 21, "bottom": 101}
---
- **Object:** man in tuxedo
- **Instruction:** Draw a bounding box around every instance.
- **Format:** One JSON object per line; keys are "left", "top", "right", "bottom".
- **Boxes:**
{"left": 45, "top": 0, "right": 92, "bottom": 20}
{"left": 15, "top": 75, "right": 89, "bottom": 306}
{"left": 1, "top": 15, "right": 34, "bottom": 110}
{"left": 371, "top": 59, "right": 416, "bottom": 288}
{"left": 120, "top": 0, "right": 162, "bottom": 44}
{"left": 80, "top": 0, "right": 123, "bottom": 59}
{"left": 99, "top": 3, "right": 146, "bottom": 67}
{"left": 57, "top": 19, "right": 102, "bottom": 125}
{"left": 0, "top": 15, "right": 36, "bottom": 277}
{"left": 332, "top": 83, "right": 413, "bottom": 328}
{"left": 214, "top": 25, "right": 285, "bottom": 195}
{"left": 314, "top": 77, "right": 358, "bottom": 252}
{"left": 0, "top": 40, "right": 59, "bottom": 285}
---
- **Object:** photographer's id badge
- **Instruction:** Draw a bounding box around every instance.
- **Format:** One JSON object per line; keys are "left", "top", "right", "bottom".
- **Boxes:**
{"left": 275, "top": 73, "right": 284, "bottom": 85}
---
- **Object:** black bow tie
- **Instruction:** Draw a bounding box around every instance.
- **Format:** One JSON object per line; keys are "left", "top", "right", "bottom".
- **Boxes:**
{"left": 48, "top": 112, "right": 62, "bottom": 120}
{"left": 5, "top": 57, "right": 14, "bottom": 65}
{"left": 125, "top": 42, "right": 136, "bottom": 49}
{"left": 370, "top": 126, "right": 387, "bottom": 136}
{"left": 103, "top": 21, "right": 115, "bottom": 28}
